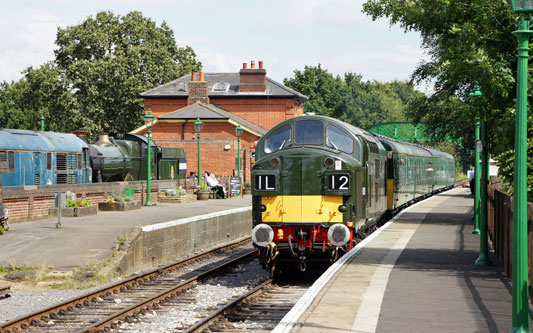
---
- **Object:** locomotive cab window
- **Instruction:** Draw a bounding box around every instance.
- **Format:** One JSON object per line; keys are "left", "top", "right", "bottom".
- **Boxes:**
{"left": 326, "top": 125, "right": 353, "bottom": 153}
{"left": 295, "top": 120, "right": 323, "bottom": 145}
{"left": 264, "top": 124, "right": 291, "bottom": 154}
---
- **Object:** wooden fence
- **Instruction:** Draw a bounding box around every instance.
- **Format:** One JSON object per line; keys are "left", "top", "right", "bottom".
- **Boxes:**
{"left": 487, "top": 177, "right": 533, "bottom": 299}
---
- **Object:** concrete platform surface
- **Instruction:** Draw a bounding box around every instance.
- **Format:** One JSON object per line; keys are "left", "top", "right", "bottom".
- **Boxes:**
{"left": 277, "top": 188, "right": 517, "bottom": 333}
{"left": 0, "top": 196, "right": 251, "bottom": 270}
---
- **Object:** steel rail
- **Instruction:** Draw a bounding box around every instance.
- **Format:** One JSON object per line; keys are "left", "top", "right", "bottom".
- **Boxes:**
{"left": 185, "top": 278, "right": 273, "bottom": 333}
{"left": 0, "top": 237, "right": 251, "bottom": 333}
{"left": 80, "top": 251, "right": 255, "bottom": 333}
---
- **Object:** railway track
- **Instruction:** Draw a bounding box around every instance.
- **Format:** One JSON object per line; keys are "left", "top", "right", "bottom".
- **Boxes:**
{"left": 0, "top": 238, "right": 254, "bottom": 333}
{"left": 186, "top": 279, "right": 311, "bottom": 332}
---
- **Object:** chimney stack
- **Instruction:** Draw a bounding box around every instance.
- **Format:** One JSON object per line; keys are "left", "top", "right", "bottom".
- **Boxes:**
{"left": 187, "top": 71, "right": 209, "bottom": 105}
{"left": 239, "top": 60, "right": 266, "bottom": 93}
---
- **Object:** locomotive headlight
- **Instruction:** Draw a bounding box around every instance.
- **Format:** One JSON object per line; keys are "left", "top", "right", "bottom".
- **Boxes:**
{"left": 252, "top": 224, "right": 274, "bottom": 247}
{"left": 259, "top": 204, "right": 267, "bottom": 212}
{"left": 327, "top": 224, "right": 350, "bottom": 247}
{"left": 270, "top": 157, "right": 280, "bottom": 168}
{"left": 324, "top": 157, "right": 335, "bottom": 168}
{"left": 338, "top": 205, "right": 348, "bottom": 213}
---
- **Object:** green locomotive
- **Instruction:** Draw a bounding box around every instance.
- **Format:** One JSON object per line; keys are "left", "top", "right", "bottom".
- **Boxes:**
{"left": 251, "top": 115, "right": 455, "bottom": 272}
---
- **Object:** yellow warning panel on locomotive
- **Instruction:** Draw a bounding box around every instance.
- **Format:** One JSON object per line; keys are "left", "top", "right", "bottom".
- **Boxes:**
{"left": 262, "top": 195, "right": 343, "bottom": 223}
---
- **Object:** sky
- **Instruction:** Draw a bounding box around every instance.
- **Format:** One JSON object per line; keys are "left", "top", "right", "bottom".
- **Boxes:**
{"left": 0, "top": 0, "right": 427, "bottom": 87}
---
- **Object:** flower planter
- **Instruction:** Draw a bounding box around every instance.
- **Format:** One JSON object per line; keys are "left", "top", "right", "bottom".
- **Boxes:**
{"left": 98, "top": 200, "right": 142, "bottom": 211}
{"left": 243, "top": 188, "right": 252, "bottom": 195}
{"left": 49, "top": 206, "right": 98, "bottom": 217}
{"left": 196, "top": 192, "right": 210, "bottom": 201}
{"left": 158, "top": 194, "right": 197, "bottom": 204}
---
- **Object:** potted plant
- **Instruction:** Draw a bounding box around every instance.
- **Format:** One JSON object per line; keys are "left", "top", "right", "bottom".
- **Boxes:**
{"left": 98, "top": 192, "right": 141, "bottom": 211}
{"left": 159, "top": 186, "right": 197, "bottom": 203}
{"left": 243, "top": 182, "right": 252, "bottom": 195}
{"left": 196, "top": 181, "right": 210, "bottom": 200}
{"left": 63, "top": 198, "right": 98, "bottom": 217}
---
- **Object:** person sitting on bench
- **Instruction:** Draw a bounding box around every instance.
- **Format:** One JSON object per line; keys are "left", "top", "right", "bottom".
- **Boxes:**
{"left": 205, "top": 171, "right": 225, "bottom": 198}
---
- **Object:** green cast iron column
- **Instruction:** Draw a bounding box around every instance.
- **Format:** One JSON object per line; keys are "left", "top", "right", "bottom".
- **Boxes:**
{"left": 145, "top": 126, "right": 152, "bottom": 206}
{"left": 511, "top": 18, "right": 532, "bottom": 333}
{"left": 475, "top": 119, "right": 491, "bottom": 266}
{"left": 473, "top": 115, "right": 481, "bottom": 234}
{"left": 237, "top": 136, "right": 241, "bottom": 177}
{"left": 197, "top": 132, "right": 201, "bottom": 182}
{"left": 40, "top": 115, "right": 45, "bottom": 131}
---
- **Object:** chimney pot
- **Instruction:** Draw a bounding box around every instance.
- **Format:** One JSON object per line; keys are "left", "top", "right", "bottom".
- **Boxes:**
{"left": 191, "top": 72, "right": 197, "bottom": 81}
{"left": 251, "top": 61, "right": 256, "bottom": 69}
{"left": 243, "top": 63, "right": 247, "bottom": 69}
{"left": 259, "top": 61, "right": 263, "bottom": 69}
{"left": 199, "top": 72, "right": 205, "bottom": 81}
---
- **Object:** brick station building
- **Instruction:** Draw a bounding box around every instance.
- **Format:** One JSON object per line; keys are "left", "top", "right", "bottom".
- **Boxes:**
{"left": 132, "top": 61, "right": 307, "bottom": 182}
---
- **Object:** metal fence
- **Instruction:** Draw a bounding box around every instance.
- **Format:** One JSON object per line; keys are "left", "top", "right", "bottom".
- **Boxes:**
{"left": 487, "top": 177, "right": 533, "bottom": 298}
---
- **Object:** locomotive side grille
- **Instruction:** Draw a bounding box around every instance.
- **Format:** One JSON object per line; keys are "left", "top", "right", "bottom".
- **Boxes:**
{"left": 0, "top": 151, "right": 6, "bottom": 162}
{"left": 34, "top": 174, "right": 40, "bottom": 185}
{"left": 57, "top": 174, "right": 67, "bottom": 184}
{"left": 56, "top": 154, "right": 67, "bottom": 170}
{"left": 68, "top": 174, "right": 77, "bottom": 184}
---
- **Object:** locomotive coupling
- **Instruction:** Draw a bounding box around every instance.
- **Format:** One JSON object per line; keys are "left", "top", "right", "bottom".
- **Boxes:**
{"left": 252, "top": 224, "right": 274, "bottom": 247}
{"left": 327, "top": 224, "right": 350, "bottom": 247}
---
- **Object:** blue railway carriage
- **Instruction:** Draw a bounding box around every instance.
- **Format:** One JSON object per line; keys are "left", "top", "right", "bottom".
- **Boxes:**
{"left": 0, "top": 129, "right": 91, "bottom": 186}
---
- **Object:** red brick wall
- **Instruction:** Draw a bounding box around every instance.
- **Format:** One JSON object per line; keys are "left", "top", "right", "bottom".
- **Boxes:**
{"left": 144, "top": 97, "right": 304, "bottom": 131}
{"left": 140, "top": 122, "right": 257, "bottom": 182}
{"left": 143, "top": 93, "right": 304, "bottom": 182}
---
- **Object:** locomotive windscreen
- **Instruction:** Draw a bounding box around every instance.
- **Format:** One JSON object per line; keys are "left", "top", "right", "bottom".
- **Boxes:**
{"left": 295, "top": 120, "right": 323, "bottom": 145}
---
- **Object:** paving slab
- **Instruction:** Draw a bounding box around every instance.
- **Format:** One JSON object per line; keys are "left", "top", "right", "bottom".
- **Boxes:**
{"left": 0, "top": 196, "right": 251, "bottom": 270}
{"left": 281, "top": 188, "right": 516, "bottom": 333}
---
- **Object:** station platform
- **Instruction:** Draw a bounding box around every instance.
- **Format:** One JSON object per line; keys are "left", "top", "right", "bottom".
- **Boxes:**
{"left": 0, "top": 196, "right": 251, "bottom": 270}
{"left": 275, "top": 187, "right": 516, "bottom": 332}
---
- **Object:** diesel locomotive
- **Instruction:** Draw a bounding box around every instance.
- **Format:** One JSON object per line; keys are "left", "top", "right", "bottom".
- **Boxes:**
{"left": 251, "top": 115, "right": 455, "bottom": 273}
{"left": 0, "top": 129, "right": 186, "bottom": 187}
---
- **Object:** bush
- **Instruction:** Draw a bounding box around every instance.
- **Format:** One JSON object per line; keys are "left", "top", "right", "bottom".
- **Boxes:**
{"left": 66, "top": 199, "right": 92, "bottom": 207}
{"left": 198, "top": 181, "right": 210, "bottom": 192}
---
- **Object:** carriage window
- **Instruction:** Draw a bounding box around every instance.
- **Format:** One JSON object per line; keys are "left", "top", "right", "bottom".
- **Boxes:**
{"left": 295, "top": 120, "right": 323, "bottom": 145}
{"left": 326, "top": 125, "right": 353, "bottom": 153}
{"left": 8, "top": 151, "right": 14, "bottom": 172}
{"left": 47, "top": 153, "right": 52, "bottom": 170}
{"left": 264, "top": 124, "right": 291, "bottom": 154}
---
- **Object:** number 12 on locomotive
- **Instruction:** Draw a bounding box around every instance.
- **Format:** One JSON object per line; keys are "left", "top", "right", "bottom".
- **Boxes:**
{"left": 328, "top": 173, "right": 350, "bottom": 191}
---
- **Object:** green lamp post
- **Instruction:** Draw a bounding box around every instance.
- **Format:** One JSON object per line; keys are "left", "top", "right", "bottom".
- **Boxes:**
{"left": 470, "top": 86, "right": 482, "bottom": 235}
{"left": 508, "top": 1, "right": 533, "bottom": 331}
{"left": 194, "top": 117, "right": 204, "bottom": 182}
{"left": 144, "top": 108, "right": 155, "bottom": 206}
{"left": 235, "top": 124, "right": 243, "bottom": 178}
{"left": 40, "top": 115, "right": 45, "bottom": 131}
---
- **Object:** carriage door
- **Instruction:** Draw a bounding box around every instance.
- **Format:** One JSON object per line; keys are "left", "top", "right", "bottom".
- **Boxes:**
{"left": 33, "top": 152, "right": 41, "bottom": 185}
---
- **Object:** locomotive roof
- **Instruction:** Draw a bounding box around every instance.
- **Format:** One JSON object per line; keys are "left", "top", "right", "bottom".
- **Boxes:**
{"left": 0, "top": 129, "right": 88, "bottom": 152}
{"left": 373, "top": 133, "right": 452, "bottom": 158}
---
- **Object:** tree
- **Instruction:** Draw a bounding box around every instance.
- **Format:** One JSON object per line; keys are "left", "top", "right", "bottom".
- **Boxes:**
{"left": 54, "top": 11, "right": 202, "bottom": 136}
{"left": 0, "top": 63, "right": 76, "bottom": 131}
{"left": 284, "top": 65, "right": 421, "bottom": 129}
{"left": 363, "top": 0, "right": 532, "bottom": 195}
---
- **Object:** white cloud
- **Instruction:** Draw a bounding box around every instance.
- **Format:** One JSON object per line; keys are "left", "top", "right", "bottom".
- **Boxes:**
{"left": 0, "top": 13, "right": 59, "bottom": 81}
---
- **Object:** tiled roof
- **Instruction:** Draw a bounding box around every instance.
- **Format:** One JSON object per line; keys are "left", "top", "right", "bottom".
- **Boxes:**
{"left": 140, "top": 73, "right": 307, "bottom": 100}
{"left": 158, "top": 103, "right": 267, "bottom": 136}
